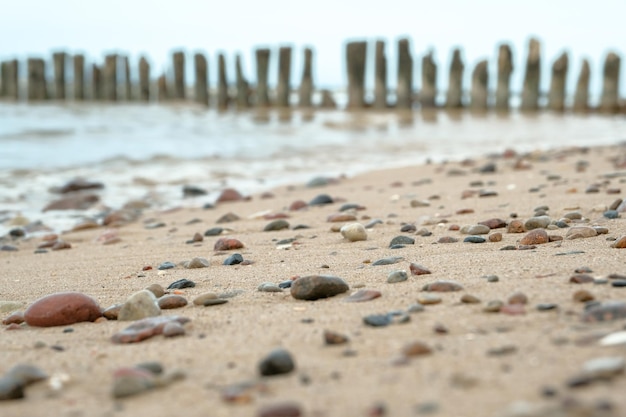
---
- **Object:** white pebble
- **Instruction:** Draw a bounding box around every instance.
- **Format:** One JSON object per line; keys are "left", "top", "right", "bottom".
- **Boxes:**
{"left": 340, "top": 223, "right": 367, "bottom": 242}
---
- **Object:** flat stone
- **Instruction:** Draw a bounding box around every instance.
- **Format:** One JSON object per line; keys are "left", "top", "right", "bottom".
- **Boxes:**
{"left": 214, "top": 238, "right": 244, "bottom": 251}
{"left": 372, "top": 256, "right": 403, "bottom": 266}
{"left": 257, "top": 402, "right": 303, "bottom": 417}
{"left": 437, "top": 236, "right": 459, "bottom": 243}
{"left": 363, "top": 314, "right": 392, "bottom": 327}
{"left": 582, "top": 301, "right": 626, "bottom": 323}
{"left": 340, "top": 223, "right": 367, "bottom": 242}
{"left": 525, "top": 216, "right": 551, "bottom": 230}
{"left": 111, "top": 316, "right": 190, "bottom": 343}
{"left": 461, "top": 294, "right": 481, "bottom": 304}
{"left": 264, "top": 219, "right": 290, "bottom": 231}
{"left": 309, "top": 194, "right": 334, "bottom": 206}
{"left": 290, "top": 275, "right": 349, "bottom": 300}
{"left": 157, "top": 295, "right": 188, "bottom": 310}
{"left": 192, "top": 293, "right": 218, "bottom": 306}
{"left": 204, "top": 227, "right": 224, "bottom": 236}
{"left": 479, "top": 218, "right": 507, "bottom": 229}
{"left": 324, "top": 330, "right": 349, "bottom": 345}
{"left": 24, "top": 292, "right": 102, "bottom": 327}
{"left": 167, "top": 279, "right": 196, "bottom": 290}
{"left": 258, "top": 283, "right": 283, "bottom": 293}
{"left": 416, "top": 294, "right": 441, "bottom": 305}
{"left": 461, "top": 224, "right": 490, "bottom": 235}
{"left": 343, "top": 289, "right": 381, "bottom": 303}
{"left": 216, "top": 212, "right": 240, "bottom": 223}
{"left": 409, "top": 263, "right": 431, "bottom": 275}
{"left": 566, "top": 226, "right": 598, "bottom": 240}
{"left": 570, "top": 274, "right": 594, "bottom": 284}
{"left": 0, "top": 364, "right": 48, "bottom": 400}
{"left": 118, "top": 290, "right": 161, "bottom": 321}
{"left": 464, "top": 236, "right": 486, "bottom": 243}
{"left": 519, "top": 229, "right": 549, "bottom": 245}
{"left": 582, "top": 356, "right": 625, "bottom": 379}
{"left": 158, "top": 261, "right": 176, "bottom": 270}
{"left": 258, "top": 348, "right": 295, "bottom": 376}
{"left": 387, "top": 270, "right": 408, "bottom": 283}
{"left": 327, "top": 213, "right": 357, "bottom": 222}
{"left": 402, "top": 341, "right": 433, "bottom": 357}
{"left": 185, "top": 257, "right": 210, "bottom": 269}
{"left": 422, "top": 280, "right": 463, "bottom": 292}
{"left": 224, "top": 253, "right": 244, "bottom": 265}
{"left": 389, "top": 236, "right": 415, "bottom": 247}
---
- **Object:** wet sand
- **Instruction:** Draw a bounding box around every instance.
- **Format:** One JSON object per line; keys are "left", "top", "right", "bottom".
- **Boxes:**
{"left": 2, "top": 143, "right": 626, "bottom": 417}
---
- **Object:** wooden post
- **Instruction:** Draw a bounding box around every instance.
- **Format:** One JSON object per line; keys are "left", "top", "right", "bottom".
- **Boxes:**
{"left": 172, "top": 51, "right": 185, "bottom": 100}
{"left": 573, "top": 59, "right": 590, "bottom": 113}
{"left": 520, "top": 38, "right": 541, "bottom": 111}
{"left": 469, "top": 59, "right": 489, "bottom": 111}
{"left": 5, "top": 59, "right": 19, "bottom": 100}
{"left": 0, "top": 61, "right": 6, "bottom": 98}
{"left": 419, "top": 51, "right": 437, "bottom": 108}
{"left": 157, "top": 74, "right": 168, "bottom": 102}
{"left": 599, "top": 52, "right": 621, "bottom": 113}
{"left": 495, "top": 44, "right": 513, "bottom": 111}
{"left": 446, "top": 48, "right": 464, "bottom": 108}
{"left": 27, "top": 58, "right": 47, "bottom": 101}
{"left": 122, "top": 56, "right": 131, "bottom": 100}
{"left": 298, "top": 47, "right": 313, "bottom": 108}
{"left": 103, "top": 54, "right": 117, "bottom": 101}
{"left": 255, "top": 48, "right": 270, "bottom": 107}
{"left": 547, "top": 51, "right": 568, "bottom": 112}
{"left": 217, "top": 53, "right": 229, "bottom": 110}
{"left": 396, "top": 38, "right": 413, "bottom": 109}
{"left": 346, "top": 41, "right": 367, "bottom": 109}
{"left": 235, "top": 53, "right": 250, "bottom": 109}
{"left": 92, "top": 64, "right": 103, "bottom": 100}
{"left": 276, "top": 46, "right": 292, "bottom": 107}
{"left": 73, "top": 54, "right": 85, "bottom": 100}
{"left": 194, "top": 53, "right": 208, "bottom": 106}
{"left": 52, "top": 52, "right": 66, "bottom": 100}
{"left": 373, "top": 41, "right": 387, "bottom": 109}
{"left": 138, "top": 56, "right": 150, "bottom": 102}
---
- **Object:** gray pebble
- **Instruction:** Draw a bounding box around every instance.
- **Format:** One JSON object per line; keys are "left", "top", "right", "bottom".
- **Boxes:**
{"left": 387, "top": 270, "right": 408, "bottom": 283}
{"left": 259, "top": 348, "right": 295, "bottom": 376}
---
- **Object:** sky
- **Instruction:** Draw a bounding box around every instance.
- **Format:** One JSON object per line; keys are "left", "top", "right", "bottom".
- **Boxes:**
{"left": 1, "top": 0, "right": 625, "bottom": 97}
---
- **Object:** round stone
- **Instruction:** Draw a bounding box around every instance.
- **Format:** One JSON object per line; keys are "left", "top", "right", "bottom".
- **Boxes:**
{"left": 118, "top": 290, "right": 161, "bottom": 321}
{"left": 290, "top": 275, "right": 349, "bottom": 300}
{"left": 340, "top": 223, "right": 367, "bottom": 242}
{"left": 387, "top": 270, "right": 408, "bottom": 283}
{"left": 186, "top": 257, "right": 210, "bottom": 269}
{"left": 258, "top": 349, "right": 295, "bottom": 376}
{"left": 157, "top": 295, "right": 188, "bottom": 309}
{"left": 520, "top": 229, "right": 549, "bottom": 245}
{"left": 264, "top": 219, "right": 290, "bottom": 232}
{"left": 24, "top": 292, "right": 102, "bottom": 327}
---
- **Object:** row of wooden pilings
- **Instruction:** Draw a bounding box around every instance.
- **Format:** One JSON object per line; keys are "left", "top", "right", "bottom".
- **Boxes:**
{"left": 0, "top": 37, "right": 622, "bottom": 112}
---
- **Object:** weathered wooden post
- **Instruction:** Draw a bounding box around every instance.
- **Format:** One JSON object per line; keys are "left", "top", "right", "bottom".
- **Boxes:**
{"left": 419, "top": 51, "right": 437, "bottom": 108}
{"left": 372, "top": 41, "right": 387, "bottom": 109}
{"left": 396, "top": 38, "right": 413, "bottom": 109}
{"left": 217, "top": 53, "right": 229, "bottom": 110}
{"left": 122, "top": 56, "right": 131, "bottom": 100}
{"left": 157, "top": 74, "right": 168, "bottom": 102}
{"left": 446, "top": 48, "right": 464, "bottom": 108}
{"left": 5, "top": 59, "right": 19, "bottom": 100}
{"left": 495, "top": 44, "right": 513, "bottom": 111}
{"left": 548, "top": 51, "right": 568, "bottom": 111}
{"left": 92, "top": 64, "right": 103, "bottom": 100}
{"left": 520, "top": 38, "right": 541, "bottom": 111}
{"left": 255, "top": 48, "right": 270, "bottom": 107}
{"left": 103, "top": 54, "right": 118, "bottom": 101}
{"left": 138, "top": 56, "right": 150, "bottom": 102}
{"left": 276, "top": 46, "right": 292, "bottom": 107}
{"left": 298, "top": 47, "right": 313, "bottom": 108}
{"left": 235, "top": 54, "right": 250, "bottom": 109}
{"left": 52, "top": 52, "right": 66, "bottom": 100}
{"left": 470, "top": 59, "right": 489, "bottom": 111}
{"left": 599, "top": 52, "right": 621, "bottom": 113}
{"left": 172, "top": 51, "right": 185, "bottom": 100}
{"left": 346, "top": 41, "right": 367, "bottom": 109}
{"left": 573, "top": 59, "right": 590, "bottom": 112}
{"left": 73, "top": 54, "right": 85, "bottom": 100}
{"left": 27, "top": 58, "right": 47, "bottom": 101}
{"left": 193, "top": 53, "right": 208, "bottom": 106}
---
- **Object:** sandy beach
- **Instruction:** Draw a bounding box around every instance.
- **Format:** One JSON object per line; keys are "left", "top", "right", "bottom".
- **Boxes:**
{"left": 2, "top": 142, "right": 626, "bottom": 417}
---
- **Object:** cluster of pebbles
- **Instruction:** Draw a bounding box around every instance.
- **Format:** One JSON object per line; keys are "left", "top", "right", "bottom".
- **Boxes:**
{"left": 2, "top": 145, "right": 626, "bottom": 416}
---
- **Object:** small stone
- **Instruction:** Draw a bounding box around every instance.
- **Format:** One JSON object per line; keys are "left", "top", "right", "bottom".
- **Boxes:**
{"left": 488, "top": 233, "right": 503, "bottom": 242}
{"left": 363, "top": 314, "right": 392, "bottom": 327}
{"left": 258, "top": 283, "right": 283, "bottom": 293}
{"left": 290, "top": 275, "right": 349, "bottom": 300}
{"left": 416, "top": 294, "right": 441, "bottom": 305}
{"left": 507, "top": 291, "right": 528, "bottom": 305}
{"left": 182, "top": 185, "right": 207, "bottom": 197}
{"left": 264, "top": 219, "right": 290, "bottom": 231}
{"left": 464, "top": 236, "right": 486, "bottom": 243}
{"left": 486, "top": 345, "right": 518, "bottom": 356}
{"left": 389, "top": 236, "right": 415, "bottom": 247}
{"left": 437, "top": 236, "right": 459, "bottom": 243}
{"left": 185, "top": 257, "right": 210, "bottom": 269}
{"left": 217, "top": 188, "right": 245, "bottom": 203}
{"left": 51, "top": 241, "right": 71, "bottom": 251}
{"left": 582, "top": 301, "right": 626, "bottom": 323}
{"left": 214, "top": 238, "right": 244, "bottom": 251}
{"left": 343, "top": 289, "right": 381, "bottom": 303}
{"left": 582, "top": 356, "right": 625, "bottom": 379}
{"left": 145, "top": 284, "right": 165, "bottom": 298}
{"left": 519, "top": 229, "right": 549, "bottom": 245}
{"left": 507, "top": 220, "right": 526, "bottom": 233}
{"left": 573, "top": 290, "right": 594, "bottom": 302}
{"left": 193, "top": 293, "right": 218, "bottom": 306}
{"left": 204, "top": 227, "right": 224, "bottom": 236}
{"left": 111, "top": 316, "right": 190, "bottom": 343}
{"left": 111, "top": 367, "right": 156, "bottom": 398}
{"left": 484, "top": 300, "right": 504, "bottom": 313}
{"left": 407, "top": 303, "right": 425, "bottom": 313}
{"left": 0, "top": 364, "right": 48, "bottom": 400}
{"left": 484, "top": 275, "right": 499, "bottom": 282}
{"left": 536, "top": 303, "right": 558, "bottom": 311}
{"left": 409, "top": 263, "right": 431, "bottom": 275}
{"left": 500, "top": 303, "right": 525, "bottom": 315}
{"left": 224, "top": 253, "right": 244, "bottom": 265}
{"left": 167, "top": 279, "right": 196, "bottom": 290}
{"left": 372, "top": 256, "right": 403, "bottom": 266}
{"left": 612, "top": 280, "right": 626, "bottom": 287}
{"left": 203, "top": 299, "right": 228, "bottom": 306}
{"left": 461, "top": 224, "right": 490, "bottom": 235}
{"left": 422, "top": 280, "right": 463, "bottom": 292}
{"left": 524, "top": 216, "right": 551, "bottom": 230}
{"left": 327, "top": 213, "right": 357, "bottom": 222}
{"left": 402, "top": 341, "right": 432, "bottom": 357}
{"left": 570, "top": 274, "right": 594, "bottom": 284}
{"left": 278, "top": 280, "right": 292, "bottom": 289}
{"left": 257, "top": 402, "right": 303, "bottom": 417}
{"left": 599, "top": 331, "right": 626, "bottom": 346}
{"left": 162, "top": 322, "right": 185, "bottom": 338}
{"left": 24, "top": 292, "right": 102, "bottom": 327}
{"left": 102, "top": 304, "right": 122, "bottom": 320}
{"left": 187, "top": 232, "right": 203, "bottom": 244}
{"left": 158, "top": 261, "right": 176, "bottom": 270}
{"left": 461, "top": 294, "right": 481, "bottom": 304}
{"left": 259, "top": 349, "right": 295, "bottom": 376}
{"left": 611, "top": 236, "right": 626, "bottom": 248}
{"left": 2, "top": 311, "right": 25, "bottom": 325}
{"left": 604, "top": 210, "right": 620, "bottom": 219}
{"left": 118, "top": 290, "right": 161, "bottom": 321}
{"left": 479, "top": 218, "right": 507, "bottom": 229}
{"left": 309, "top": 194, "right": 334, "bottom": 206}
{"left": 339, "top": 203, "right": 365, "bottom": 212}
{"left": 324, "top": 330, "right": 349, "bottom": 345}
{"left": 216, "top": 212, "right": 240, "bottom": 223}
{"left": 387, "top": 270, "right": 408, "bottom": 283}
{"left": 340, "top": 223, "right": 367, "bottom": 242}
{"left": 400, "top": 224, "right": 417, "bottom": 232}
{"left": 157, "top": 295, "right": 188, "bottom": 310}
{"left": 566, "top": 226, "right": 598, "bottom": 240}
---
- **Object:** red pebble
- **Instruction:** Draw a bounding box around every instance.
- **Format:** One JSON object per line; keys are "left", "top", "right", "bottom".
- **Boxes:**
{"left": 142, "top": 265, "right": 153, "bottom": 271}
{"left": 214, "top": 238, "right": 244, "bottom": 251}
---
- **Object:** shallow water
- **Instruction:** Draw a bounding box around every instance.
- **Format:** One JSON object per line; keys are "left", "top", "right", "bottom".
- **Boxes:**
{"left": 0, "top": 102, "right": 624, "bottom": 234}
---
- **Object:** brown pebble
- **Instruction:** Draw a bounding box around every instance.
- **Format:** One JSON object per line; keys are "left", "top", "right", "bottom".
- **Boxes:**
{"left": 289, "top": 200, "right": 307, "bottom": 211}
{"left": 145, "top": 284, "right": 165, "bottom": 298}
{"left": 448, "top": 224, "right": 460, "bottom": 231}
{"left": 438, "top": 236, "right": 459, "bottom": 243}
{"left": 217, "top": 188, "right": 246, "bottom": 202}
{"left": 51, "top": 241, "right": 72, "bottom": 250}
{"left": 422, "top": 280, "right": 463, "bottom": 292}
{"left": 157, "top": 295, "right": 188, "bottom": 309}
{"left": 573, "top": 290, "right": 594, "bottom": 302}
{"left": 507, "top": 220, "right": 526, "bottom": 233}
{"left": 507, "top": 291, "right": 528, "bottom": 305}
{"left": 612, "top": 236, "right": 626, "bottom": 248}
{"left": 409, "top": 263, "right": 431, "bottom": 276}
{"left": 102, "top": 304, "right": 122, "bottom": 320}
{"left": 488, "top": 233, "right": 503, "bottom": 242}
{"left": 570, "top": 274, "right": 594, "bottom": 284}
{"left": 327, "top": 213, "right": 357, "bottom": 222}
{"left": 2, "top": 311, "right": 25, "bottom": 325}
{"left": 257, "top": 402, "right": 302, "bottom": 417}
{"left": 324, "top": 330, "right": 349, "bottom": 345}
{"left": 343, "top": 289, "right": 381, "bottom": 303}
{"left": 214, "top": 238, "right": 244, "bottom": 251}
{"left": 433, "top": 323, "right": 448, "bottom": 334}
{"left": 402, "top": 341, "right": 433, "bottom": 357}
{"left": 519, "top": 229, "right": 549, "bottom": 245}
{"left": 5, "top": 323, "right": 22, "bottom": 330}
{"left": 25, "top": 292, "right": 102, "bottom": 327}
{"left": 479, "top": 218, "right": 507, "bottom": 229}
{"left": 461, "top": 294, "right": 481, "bottom": 304}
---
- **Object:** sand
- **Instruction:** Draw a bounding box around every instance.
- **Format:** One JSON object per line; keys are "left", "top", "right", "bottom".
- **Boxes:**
{"left": 2, "top": 144, "right": 626, "bottom": 417}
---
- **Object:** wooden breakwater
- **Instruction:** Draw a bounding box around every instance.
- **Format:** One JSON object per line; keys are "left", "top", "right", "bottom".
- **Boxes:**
{"left": 0, "top": 37, "right": 623, "bottom": 113}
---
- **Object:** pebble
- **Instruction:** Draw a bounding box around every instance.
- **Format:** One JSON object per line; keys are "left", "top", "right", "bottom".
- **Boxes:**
{"left": 519, "top": 229, "right": 549, "bottom": 245}
{"left": 524, "top": 216, "right": 551, "bottom": 230}
{"left": 340, "top": 223, "right": 367, "bottom": 242}
{"left": 409, "top": 263, "right": 431, "bottom": 275}
{"left": 214, "top": 238, "right": 244, "bottom": 251}
{"left": 216, "top": 212, "right": 240, "bottom": 223}
{"left": 102, "top": 304, "right": 122, "bottom": 320}
{"left": 118, "top": 290, "right": 161, "bottom": 321}
{"left": 604, "top": 210, "right": 620, "bottom": 219}
{"left": 259, "top": 348, "right": 295, "bottom": 376}
{"left": 536, "top": 303, "right": 558, "bottom": 311}
{"left": 612, "top": 280, "right": 626, "bottom": 287}
{"left": 582, "top": 301, "right": 626, "bottom": 323}
{"left": 289, "top": 200, "right": 307, "bottom": 211}
{"left": 407, "top": 303, "right": 425, "bottom": 313}
{"left": 51, "top": 241, "right": 72, "bottom": 250}
{"left": 290, "top": 275, "right": 349, "bottom": 300}
{"left": 573, "top": 289, "right": 594, "bottom": 302}
{"left": 278, "top": 280, "right": 293, "bottom": 289}
{"left": 507, "top": 291, "right": 528, "bottom": 305}
{"left": 185, "top": 257, "right": 210, "bottom": 269}
{"left": 324, "top": 330, "right": 350, "bottom": 345}
{"left": 489, "top": 233, "right": 503, "bottom": 242}
{"left": 484, "top": 275, "right": 499, "bottom": 282}
{"left": 2, "top": 311, "right": 25, "bottom": 325}
{"left": 182, "top": 185, "right": 207, "bottom": 197}
{"left": 464, "top": 236, "right": 486, "bottom": 243}
{"left": 24, "top": 292, "right": 102, "bottom": 327}
{"left": 264, "top": 219, "right": 290, "bottom": 231}
{"left": 309, "top": 194, "right": 334, "bottom": 206}
{"left": 402, "top": 341, "right": 433, "bottom": 357}
{"left": 202, "top": 299, "right": 228, "bottom": 306}
{"left": 185, "top": 232, "right": 203, "bottom": 244}
{"left": 363, "top": 314, "right": 392, "bottom": 327}
{"left": 204, "top": 227, "right": 224, "bottom": 236}
{"left": 192, "top": 293, "right": 218, "bottom": 305}
{"left": 257, "top": 402, "right": 303, "bottom": 417}
{"left": 569, "top": 274, "right": 594, "bottom": 284}
{"left": 387, "top": 270, "right": 408, "bottom": 283}
{"left": 400, "top": 224, "right": 417, "bottom": 232}
{"left": 599, "top": 331, "right": 626, "bottom": 346}
{"left": 327, "top": 213, "right": 357, "bottom": 222}
{"left": 507, "top": 220, "right": 526, "bottom": 233}
{"left": 145, "top": 284, "right": 165, "bottom": 298}
{"left": 484, "top": 300, "right": 504, "bottom": 312}
{"left": 162, "top": 321, "right": 186, "bottom": 338}
{"left": 111, "top": 316, "right": 190, "bottom": 343}
{"left": 364, "top": 219, "right": 383, "bottom": 228}
{"left": 611, "top": 236, "right": 626, "bottom": 248}
{"left": 437, "top": 236, "right": 459, "bottom": 243}
{"left": 372, "top": 256, "right": 403, "bottom": 266}
{"left": 422, "top": 280, "right": 463, "bottom": 292}
{"left": 479, "top": 218, "right": 507, "bottom": 229}
{"left": 339, "top": 203, "right": 365, "bottom": 212}
{"left": 566, "top": 226, "right": 597, "bottom": 239}
{"left": 167, "top": 279, "right": 196, "bottom": 289}
{"left": 111, "top": 367, "right": 156, "bottom": 398}
{"left": 157, "top": 295, "right": 188, "bottom": 309}
{"left": 0, "top": 364, "right": 48, "bottom": 400}
{"left": 158, "top": 261, "right": 176, "bottom": 270}
{"left": 1, "top": 245, "right": 18, "bottom": 251}
{"left": 500, "top": 304, "right": 526, "bottom": 315}
{"left": 343, "top": 289, "right": 381, "bottom": 302}
{"left": 461, "top": 294, "right": 481, "bottom": 304}
{"left": 389, "top": 236, "right": 415, "bottom": 247}
{"left": 461, "top": 224, "right": 490, "bottom": 235}
{"left": 224, "top": 253, "right": 244, "bottom": 265}
{"left": 217, "top": 188, "right": 245, "bottom": 202}
{"left": 51, "top": 178, "right": 104, "bottom": 193}
{"left": 258, "top": 283, "right": 283, "bottom": 293}
{"left": 416, "top": 294, "right": 442, "bottom": 305}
